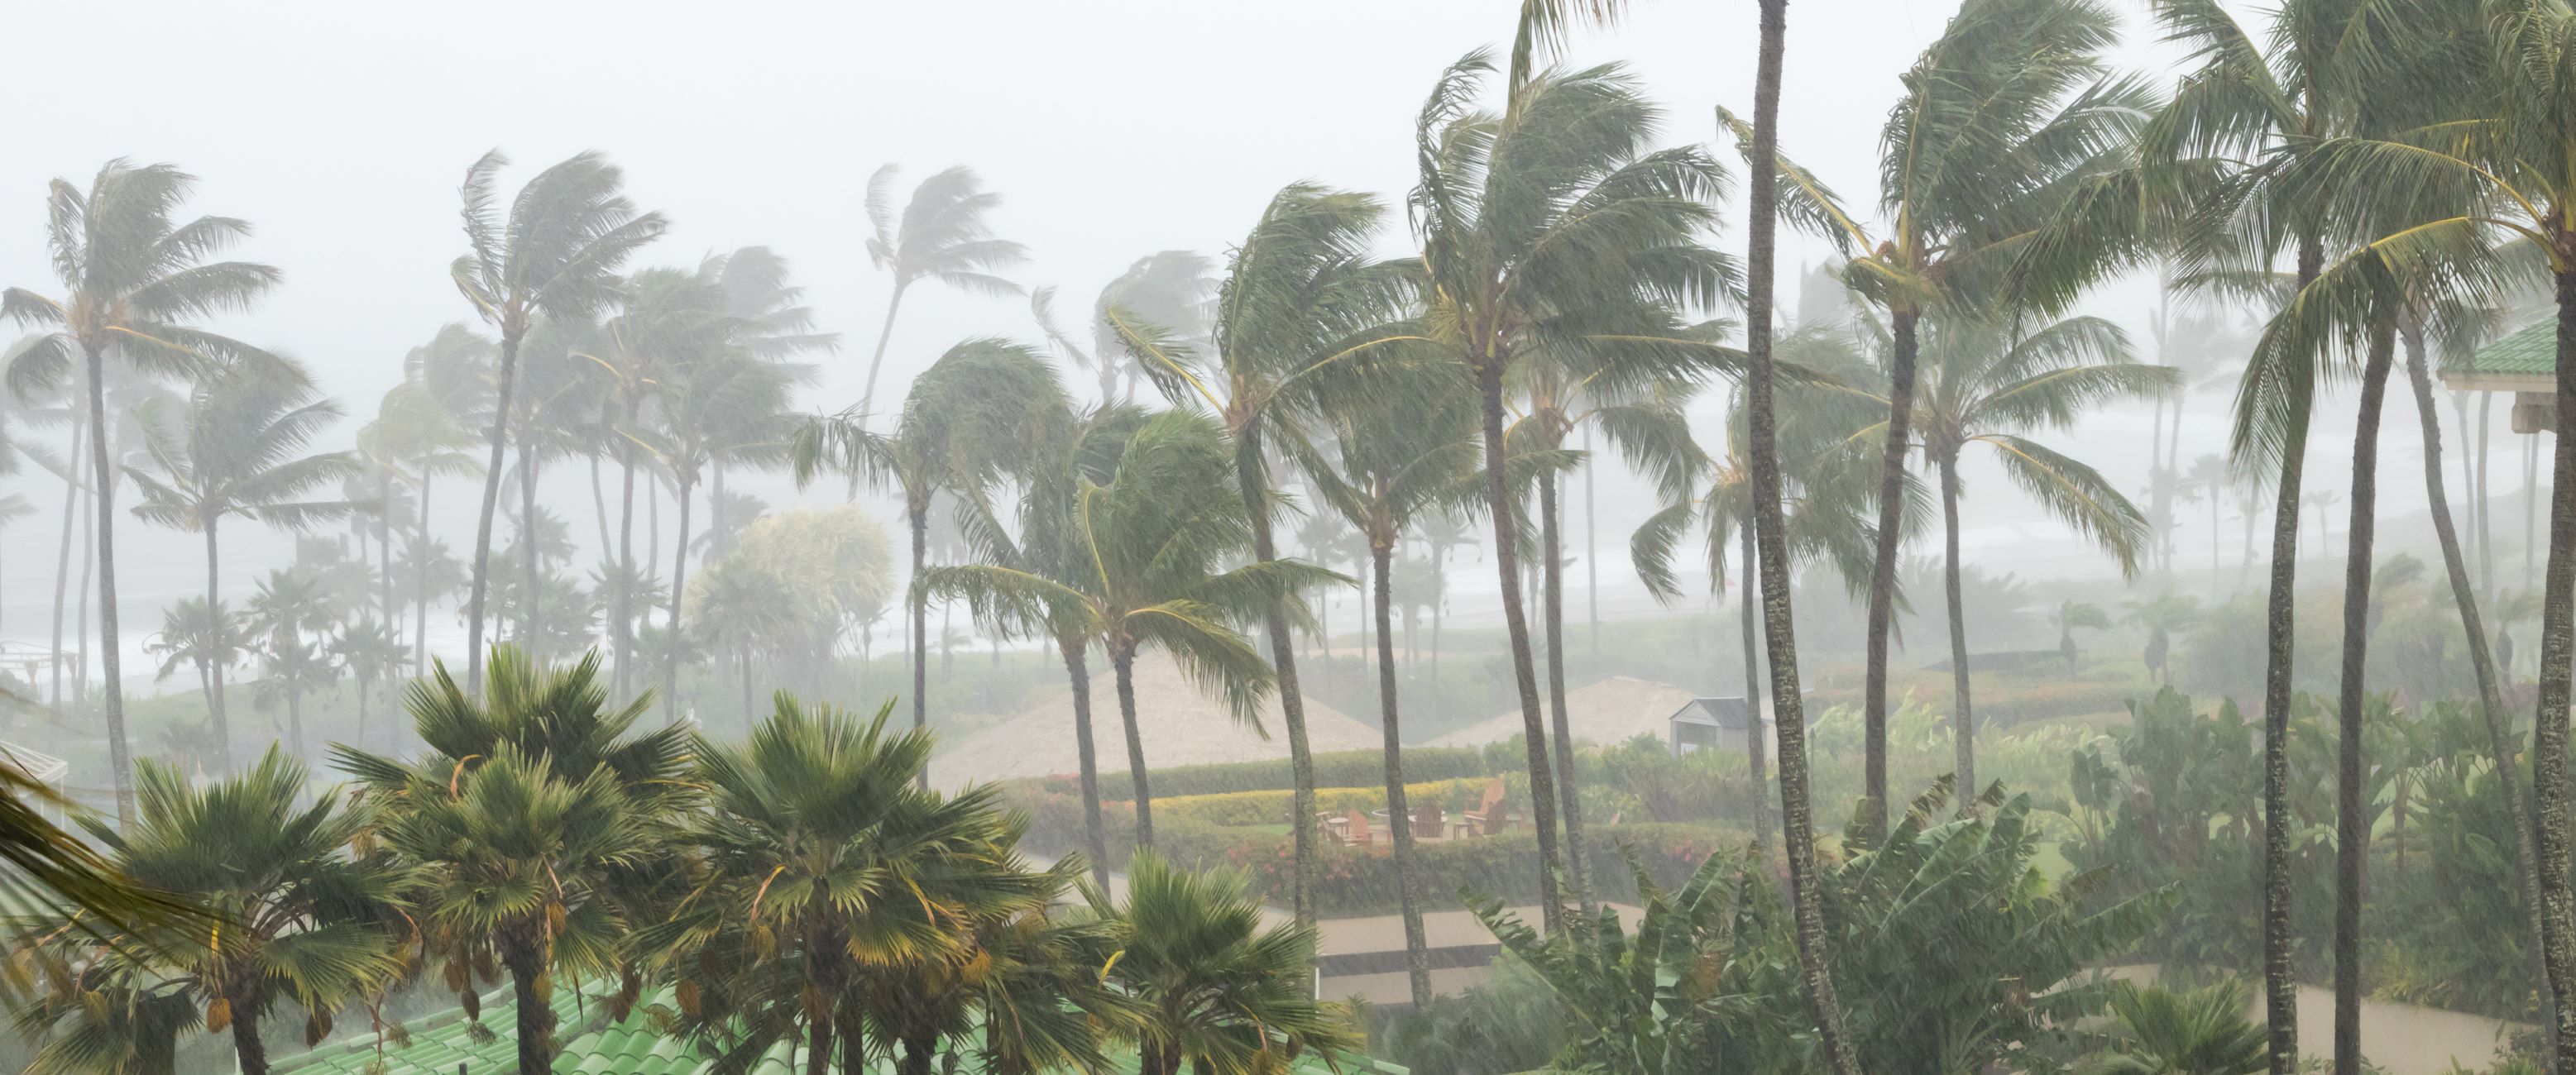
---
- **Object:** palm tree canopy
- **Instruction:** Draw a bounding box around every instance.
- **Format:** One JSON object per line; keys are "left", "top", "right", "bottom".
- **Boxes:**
{"left": 127, "top": 358, "right": 366, "bottom": 535}
{"left": 451, "top": 151, "right": 668, "bottom": 337}
{"left": 865, "top": 165, "right": 1028, "bottom": 298}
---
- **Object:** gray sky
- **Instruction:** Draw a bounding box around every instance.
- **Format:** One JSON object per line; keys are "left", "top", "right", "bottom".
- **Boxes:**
{"left": 0, "top": 0, "right": 2535, "bottom": 661}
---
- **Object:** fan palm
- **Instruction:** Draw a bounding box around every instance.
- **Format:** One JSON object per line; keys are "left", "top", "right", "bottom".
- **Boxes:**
{"left": 1078, "top": 852, "right": 1357, "bottom": 1075}
{"left": 923, "top": 411, "right": 1339, "bottom": 848}
{"left": 127, "top": 358, "right": 365, "bottom": 773}
{"left": 793, "top": 337, "right": 1065, "bottom": 781}
{"left": 17, "top": 748, "right": 404, "bottom": 1075}
{"left": 334, "top": 647, "right": 690, "bottom": 1075}
{"left": 1890, "top": 313, "right": 2167, "bottom": 794}
{"left": 1410, "top": 45, "right": 1734, "bottom": 926}
{"left": 1107, "top": 180, "right": 1417, "bottom": 927}
{"left": 449, "top": 150, "right": 667, "bottom": 693}
{"left": 1295, "top": 369, "right": 1482, "bottom": 1010}
{"left": 0, "top": 160, "right": 283, "bottom": 824}
{"left": 857, "top": 165, "right": 1027, "bottom": 423}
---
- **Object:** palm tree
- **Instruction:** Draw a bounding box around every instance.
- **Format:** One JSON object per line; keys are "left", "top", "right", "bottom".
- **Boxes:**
{"left": 1739, "top": 0, "right": 1861, "bottom": 1064}
{"left": 144, "top": 598, "right": 242, "bottom": 738}
{"left": 1080, "top": 852, "right": 1357, "bottom": 1075}
{"left": 942, "top": 401, "right": 1147, "bottom": 886}
{"left": 2051, "top": 601, "right": 2111, "bottom": 672}
{"left": 329, "top": 617, "right": 408, "bottom": 751}
{"left": 1731, "top": 0, "right": 2149, "bottom": 842}
{"left": 1106, "top": 180, "right": 1416, "bottom": 929}
{"left": 387, "top": 324, "right": 491, "bottom": 672}
{"left": 17, "top": 748, "right": 404, "bottom": 1075}
{"left": 645, "top": 345, "right": 794, "bottom": 720}
{"left": 645, "top": 696, "right": 1057, "bottom": 1075}
{"left": 448, "top": 151, "right": 667, "bottom": 694}
{"left": 1900, "top": 313, "right": 2167, "bottom": 793}
{"left": 245, "top": 569, "right": 338, "bottom": 761}
{"left": 794, "top": 337, "right": 1064, "bottom": 777}
{"left": 857, "top": 165, "right": 1028, "bottom": 423}
{"left": 1033, "top": 251, "right": 1214, "bottom": 405}
{"left": 922, "top": 411, "right": 1338, "bottom": 848}
{"left": 1410, "top": 42, "right": 1732, "bottom": 927}
{"left": 2120, "top": 590, "right": 2202, "bottom": 685}
{"left": 334, "top": 647, "right": 691, "bottom": 1075}
{"left": 1297, "top": 370, "right": 1481, "bottom": 1010}
{"left": 127, "top": 359, "right": 365, "bottom": 774}
{"left": 701, "top": 246, "right": 837, "bottom": 562}
{"left": 1, "top": 160, "right": 282, "bottom": 824}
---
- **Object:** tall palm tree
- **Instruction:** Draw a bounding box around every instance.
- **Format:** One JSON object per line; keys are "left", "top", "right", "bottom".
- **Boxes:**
{"left": 1, "top": 160, "right": 282, "bottom": 824}
{"left": 1898, "top": 313, "right": 2167, "bottom": 792}
{"left": 329, "top": 616, "right": 408, "bottom": 752}
{"left": 1296, "top": 370, "right": 1480, "bottom": 1010}
{"left": 390, "top": 324, "right": 493, "bottom": 672}
{"left": 335, "top": 647, "right": 692, "bottom": 1075}
{"left": 1734, "top": 0, "right": 2149, "bottom": 841}
{"left": 449, "top": 151, "right": 666, "bottom": 694}
{"left": 244, "top": 569, "right": 337, "bottom": 761}
{"left": 144, "top": 597, "right": 242, "bottom": 736}
{"left": 857, "top": 165, "right": 1028, "bottom": 423}
{"left": 644, "top": 347, "right": 794, "bottom": 719}
{"left": 943, "top": 401, "right": 1147, "bottom": 886}
{"left": 1107, "top": 181, "right": 1416, "bottom": 929}
{"left": 1410, "top": 45, "right": 1733, "bottom": 927}
{"left": 1740, "top": 0, "right": 1860, "bottom": 1066}
{"left": 1633, "top": 331, "right": 1888, "bottom": 863}
{"left": 923, "top": 411, "right": 1338, "bottom": 848}
{"left": 127, "top": 359, "right": 364, "bottom": 773}
{"left": 1033, "top": 251, "right": 1214, "bottom": 405}
{"left": 794, "top": 338, "right": 1065, "bottom": 778}
{"left": 17, "top": 748, "right": 404, "bottom": 1075}
{"left": 703, "top": 246, "right": 838, "bottom": 561}
{"left": 1079, "top": 852, "right": 1357, "bottom": 1075}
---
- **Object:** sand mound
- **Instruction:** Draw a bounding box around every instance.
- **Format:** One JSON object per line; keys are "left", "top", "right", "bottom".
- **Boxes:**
{"left": 933, "top": 651, "right": 1384, "bottom": 789}
{"left": 1423, "top": 675, "right": 1698, "bottom": 749}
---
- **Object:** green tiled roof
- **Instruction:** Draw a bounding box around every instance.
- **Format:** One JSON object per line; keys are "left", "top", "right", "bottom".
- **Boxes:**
{"left": 273, "top": 986, "right": 1403, "bottom": 1075}
{"left": 2450, "top": 319, "right": 2555, "bottom": 375}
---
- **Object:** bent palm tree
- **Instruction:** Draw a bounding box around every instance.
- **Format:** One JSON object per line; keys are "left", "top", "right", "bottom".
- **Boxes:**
{"left": 924, "top": 411, "right": 1339, "bottom": 848}
{"left": 793, "top": 338, "right": 1065, "bottom": 780}
{"left": 1107, "top": 180, "right": 1416, "bottom": 928}
{"left": 127, "top": 358, "right": 365, "bottom": 774}
{"left": 858, "top": 165, "right": 1027, "bottom": 423}
{"left": 449, "top": 151, "right": 666, "bottom": 693}
{"left": 2, "top": 160, "right": 283, "bottom": 824}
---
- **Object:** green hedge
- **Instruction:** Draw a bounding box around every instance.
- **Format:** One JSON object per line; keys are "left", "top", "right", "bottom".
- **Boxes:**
{"left": 1025, "top": 748, "right": 1499, "bottom": 801}
{"left": 1156, "top": 779, "right": 1495, "bottom": 829}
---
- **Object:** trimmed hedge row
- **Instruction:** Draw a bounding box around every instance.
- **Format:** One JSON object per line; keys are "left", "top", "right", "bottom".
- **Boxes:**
{"left": 1008, "top": 783, "right": 1748, "bottom": 916}
{"left": 1155, "top": 778, "right": 1496, "bottom": 829}
{"left": 1027, "top": 748, "right": 1499, "bottom": 801}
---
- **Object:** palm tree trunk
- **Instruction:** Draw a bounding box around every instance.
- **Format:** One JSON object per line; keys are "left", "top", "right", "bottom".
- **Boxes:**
{"left": 2527, "top": 432, "right": 2540, "bottom": 589}
{"left": 76, "top": 485, "right": 91, "bottom": 710}
{"left": 664, "top": 476, "right": 694, "bottom": 722}
{"left": 1743, "top": 4, "right": 1858, "bottom": 1067}
{"left": 1583, "top": 425, "right": 1598, "bottom": 655}
{"left": 1372, "top": 538, "right": 1433, "bottom": 1010}
{"left": 2331, "top": 311, "right": 2396, "bottom": 1075}
{"left": 1538, "top": 469, "right": 1592, "bottom": 910}
{"left": 589, "top": 452, "right": 614, "bottom": 557}
{"left": 2478, "top": 391, "right": 2495, "bottom": 597}
{"left": 1860, "top": 308, "right": 1920, "bottom": 845}
{"left": 1113, "top": 645, "right": 1153, "bottom": 848}
{"left": 519, "top": 439, "right": 542, "bottom": 661}
{"left": 2402, "top": 322, "right": 2550, "bottom": 1038}
{"left": 1233, "top": 428, "right": 1322, "bottom": 930}
{"left": 80, "top": 342, "right": 133, "bottom": 825}
{"left": 856, "top": 285, "right": 908, "bottom": 425}
{"left": 465, "top": 331, "right": 523, "bottom": 695}
{"left": 616, "top": 434, "right": 639, "bottom": 697}
{"left": 502, "top": 926, "right": 554, "bottom": 1075}
{"left": 203, "top": 519, "right": 232, "bottom": 775}
{"left": 1473, "top": 364, "right": 1564, "bottom": 929}
{"left": 50, "top": 418, "right": 79, "bottom": 713}
{"left": 1739, "top": 523, "right": 1774, "bottom": 865}
{"left": 380, "top": 472, "right": 398, "bottom": 654}
{"left": 287, "top": 668, "right": 307, "bottom": 762}
{"left": 2529, "top": 268, "right": 2576, "bottom": 1074}
{"left": 804, "top": 1011, "right": 834, "bottom": 1075}
{"left": 227, "top": 983, "right": 270, "bottom": 1075}
{"left": 908, "top": 498, "right": 929, "bottom": 787}
{"left": 1939, "top": 452, "right": 1975, "bottom": 800}
{"left": 1061, "top": 638, "right": 1110, "bottom": 888}
{"left": 2260, "top": 239, "right": 2324, "bottom": 1075}
{"left": 1429, "top": 545, "right": 1445, "bottom": 722}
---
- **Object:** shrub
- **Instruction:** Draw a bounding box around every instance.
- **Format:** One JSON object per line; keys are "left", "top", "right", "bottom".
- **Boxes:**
{"left": 1022, "top": 748, "right": 1499, "bottom": 800}
{"left": 1156, "top": 779, "right": 1496, "bottom": 829}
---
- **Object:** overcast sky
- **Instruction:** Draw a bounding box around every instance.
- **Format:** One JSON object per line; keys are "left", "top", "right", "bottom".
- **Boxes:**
{"left": 0, "top": 0, "right": 2536, "bottom": 662}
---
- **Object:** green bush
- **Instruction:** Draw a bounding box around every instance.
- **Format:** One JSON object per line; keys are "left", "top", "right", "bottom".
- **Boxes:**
{"left": 1156, "top": 778, "right": 1494, "bottom": 828}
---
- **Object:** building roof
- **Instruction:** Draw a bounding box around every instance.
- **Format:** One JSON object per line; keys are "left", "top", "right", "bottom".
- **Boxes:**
{"left": 2450, "top": 319, "right": 2555, "bottom": 377}
{"left": 1669, "top": 697, "right": 1761, "bottom": 730}
{"left": 277, "top": 986, "right": 1404, "bottom": 1075}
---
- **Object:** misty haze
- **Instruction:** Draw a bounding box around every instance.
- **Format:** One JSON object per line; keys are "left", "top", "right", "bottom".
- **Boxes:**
{"left": 0, "top": 1, "right": 2568, "bottom": 1073}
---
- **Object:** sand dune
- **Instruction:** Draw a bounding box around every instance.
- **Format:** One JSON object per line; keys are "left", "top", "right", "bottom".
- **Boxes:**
{"left": 1422, "top": 675, "right": 1699, "bottom": 749}
{"left": 933, "top": 651, "right": 1384, "bottom": 789}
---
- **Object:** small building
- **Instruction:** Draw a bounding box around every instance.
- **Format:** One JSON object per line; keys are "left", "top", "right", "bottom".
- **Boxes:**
{"left": 2441, "top": 319, "right": 2559, "bottom": 433}
{"left": 1669, "top": 696, "right": 1762, "bottom": 756}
